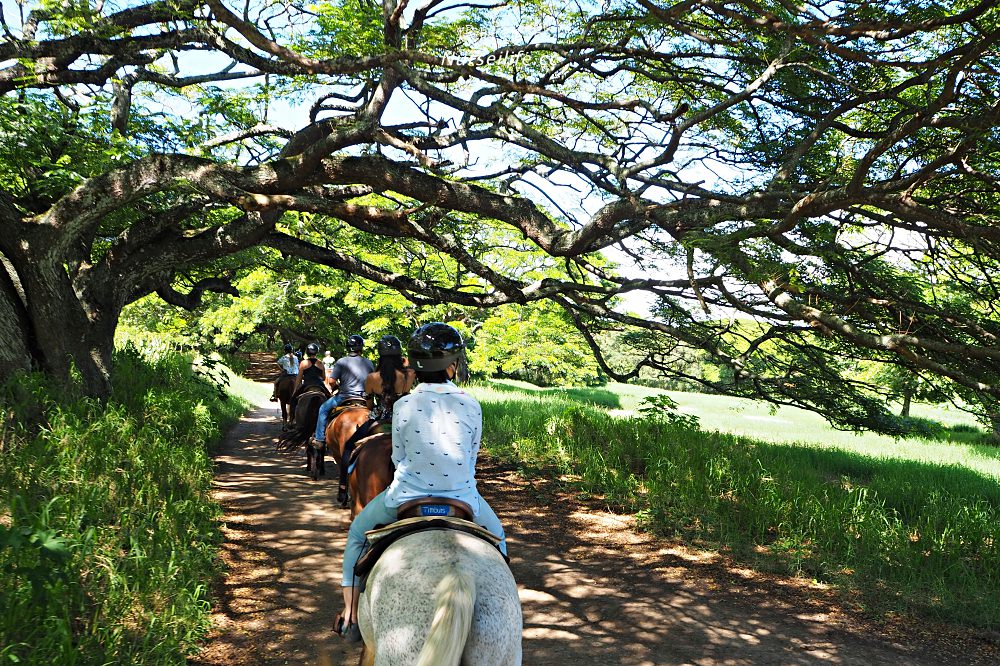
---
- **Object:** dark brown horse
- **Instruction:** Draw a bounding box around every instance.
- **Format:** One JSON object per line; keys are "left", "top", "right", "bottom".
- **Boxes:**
{"left": 344, "top": 432, "right": 393, "bottom": 517}
{"left": 274, "top": 374, "right": 296, "bottom": 431}
{"left": 276, "top": 386, "right": 327, "bottom": 480}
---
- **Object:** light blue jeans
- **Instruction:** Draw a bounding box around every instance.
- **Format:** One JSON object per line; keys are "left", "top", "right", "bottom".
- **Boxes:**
{"left": 341, "top": 490, "right": 507, "bottom": 586}
{"left": 314, "top": 394, "right": 348, "bottom": 441}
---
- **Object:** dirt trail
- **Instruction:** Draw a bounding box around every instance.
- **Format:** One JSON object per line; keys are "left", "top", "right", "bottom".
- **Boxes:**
{"left": 192, "top": 383, "right": 999, "bottom": 666}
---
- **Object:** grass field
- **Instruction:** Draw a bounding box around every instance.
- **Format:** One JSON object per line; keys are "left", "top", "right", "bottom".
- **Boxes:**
{"left": 485, "top": 379, "right": 1000, "bottom": 480}
{"left": 474, "top": 379, "right": 1000, "bottom": 629}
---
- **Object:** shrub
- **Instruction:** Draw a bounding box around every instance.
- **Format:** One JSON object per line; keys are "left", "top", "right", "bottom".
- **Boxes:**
{"left": 0, "top": 345, "right": 248, "bottom": 664}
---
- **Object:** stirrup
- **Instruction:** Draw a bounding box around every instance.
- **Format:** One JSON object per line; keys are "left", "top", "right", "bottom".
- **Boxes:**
{"left": 269, "top": 396, "right": 277, "bottom": 402}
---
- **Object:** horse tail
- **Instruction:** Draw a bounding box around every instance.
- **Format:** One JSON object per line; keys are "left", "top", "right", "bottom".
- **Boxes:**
{"left": 415, "top": 570, "right": 476, "bottom": 666}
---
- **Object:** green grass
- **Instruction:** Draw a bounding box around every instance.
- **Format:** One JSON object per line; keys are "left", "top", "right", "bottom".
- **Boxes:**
{"left": 0, "top": 343, "right": 250, "bottom": 665}
{"left": 474, "top": 380, "right": 1000, "bottom": 629}
{"left": 487, "top": 379, "right": 1000, "bottom": 478}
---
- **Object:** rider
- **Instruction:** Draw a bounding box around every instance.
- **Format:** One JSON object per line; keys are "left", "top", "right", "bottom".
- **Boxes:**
{"left": 334, "top": 322, "right": 507, "bottom": 643}
{"left": 321, "top": 349, "right": 336, "bottom": 389}
{"left": 269, "top": 343, "right": 299, "bottom": 402}
{"left": 334, "top": 335, "right": 417, "bottom": 502}
{"left": 365, "top": 335, "right": 417, "bottom": 423}
{"left": 289, "top": 342, "right": 330, "bottom": 411}
{"left": 312, "top": 335, "right": 375, "bottom": 447}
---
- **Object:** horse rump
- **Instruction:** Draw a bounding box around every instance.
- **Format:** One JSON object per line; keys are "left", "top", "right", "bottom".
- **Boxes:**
{"left": 275, "top": 389, "right": 325, "bottom": 452}
{"left": 347, "top": 432, "right": 393, "bottom": 516}
{"left": 359, "top": 529, "right": 522, "bottom": 666}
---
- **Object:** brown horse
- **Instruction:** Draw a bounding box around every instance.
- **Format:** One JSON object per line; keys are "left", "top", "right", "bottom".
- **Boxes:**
{"left": 274, "top": 374, "right": 296, "bottom": 431}
{"left": 344, "top": 432, "right": 393, "bottom": 517}
{"left": 326, "top": 405, "right": 370, "bottom": 505}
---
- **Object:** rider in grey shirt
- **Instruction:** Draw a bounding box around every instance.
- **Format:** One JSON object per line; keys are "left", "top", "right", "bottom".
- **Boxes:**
{"left": 330, "top": 355, "right": 372, "bottom": 398}
{"left": 313, "top": 335, "right": 375, "bottom": 445}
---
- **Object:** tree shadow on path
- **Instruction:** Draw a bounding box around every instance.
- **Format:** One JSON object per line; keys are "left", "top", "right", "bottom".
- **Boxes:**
{"left": 190, "top": 387, "right": 1000, "bottom": 666}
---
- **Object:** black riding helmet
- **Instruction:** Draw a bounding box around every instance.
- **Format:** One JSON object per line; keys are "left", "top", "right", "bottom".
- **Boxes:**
{"left": 407, "top": 322, "right": 465, "bottom": 372}
{"left": 306, "top": 342, "right": 320, "bottom": 356}
{"left": 377, "top": 335, "right": 403, "bottom": 356}
{"left": 378, "top": 335, "right": 403, "bottom": 356}
{"left": 346, "top": 334, "right": 364, "bottom": 353}
{"left": 283, "top": 343, "right": 293, "bottom": 353}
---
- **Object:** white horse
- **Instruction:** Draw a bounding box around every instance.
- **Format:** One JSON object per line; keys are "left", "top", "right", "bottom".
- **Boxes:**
{"left": 357, "top": 528, "right": 522, "bottom": 666}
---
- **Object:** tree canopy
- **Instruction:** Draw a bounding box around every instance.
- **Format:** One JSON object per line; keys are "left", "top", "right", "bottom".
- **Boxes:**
{"left": 2, "top": 0, "right": 1000, "bottom": 433}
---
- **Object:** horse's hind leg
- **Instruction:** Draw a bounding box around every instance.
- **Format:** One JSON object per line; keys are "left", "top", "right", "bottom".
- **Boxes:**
{"left": 359, "top": 644, "right": 375, "bottom": 666}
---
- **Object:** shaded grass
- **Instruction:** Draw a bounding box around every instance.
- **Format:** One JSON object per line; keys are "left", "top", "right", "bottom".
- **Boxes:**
{"left": 0, "top": 344, "right": 250, "bottom": 665}
{"left": 472, "top": 382, "right": 1000, "bottom": 629}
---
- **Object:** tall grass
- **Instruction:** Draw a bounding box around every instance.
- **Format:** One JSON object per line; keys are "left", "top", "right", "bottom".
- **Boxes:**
{"left": 0, "top": 344, "right": 249, "bottom": 664}
{"left": 473, "top": 383, "right": 1000, "bottom": 629}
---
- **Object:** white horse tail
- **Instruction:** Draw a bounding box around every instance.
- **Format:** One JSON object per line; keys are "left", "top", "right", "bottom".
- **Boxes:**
{"left": 415, "top": 570, "right": 476, "bottom": 666}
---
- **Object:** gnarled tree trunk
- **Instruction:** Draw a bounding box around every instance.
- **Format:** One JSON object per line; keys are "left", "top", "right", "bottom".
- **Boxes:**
{"left": 0, "top": 234, "right": 118, "bottom": 397}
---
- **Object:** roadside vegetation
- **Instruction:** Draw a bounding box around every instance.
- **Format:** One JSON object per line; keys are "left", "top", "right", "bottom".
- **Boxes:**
{"left": 0, "top": 343, "right": 251, "bottom": 665}
{"left": 474, "top": 380, "right": 1000, "bottom": 630}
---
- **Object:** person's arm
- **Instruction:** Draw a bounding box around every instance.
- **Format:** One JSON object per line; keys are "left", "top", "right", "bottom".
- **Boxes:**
{"left": 391, "top": 401, "right": 408, "bottom": 467}
{"left": 329, "top": 359, "right": 342, "bottom": 392}
{"left": 399, "top": 368, "right": 416, "bottom": 394}
{"left": 469, "top": 401, "right": 483, "bottom": 467}
{"left": 293, "top": 360, "right": 307, "bottom": 392}
{"left": 364, "top": 373, "right": 379, "bottom": 409}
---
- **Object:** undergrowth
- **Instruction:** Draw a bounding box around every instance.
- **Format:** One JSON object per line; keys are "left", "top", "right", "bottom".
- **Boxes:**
{"left": 0, "top": 344, "right": 249, "bottom": 664}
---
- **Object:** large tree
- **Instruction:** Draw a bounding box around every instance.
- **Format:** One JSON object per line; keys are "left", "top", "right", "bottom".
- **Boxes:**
{"left": 2, "top": 0, "right": 1000, "bottom": 432}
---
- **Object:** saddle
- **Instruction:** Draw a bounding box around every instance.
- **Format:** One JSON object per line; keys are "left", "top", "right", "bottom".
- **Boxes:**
{"left": 332, "top": 398, "right": 367, "bottom": 417}
{"left": 397, "top": 497, "right": 474, "bottom": 521}
{"left": 352, "top": 500, "right": 503, "bottom": 589}
{"left": 293, "top": 383, "right": 329, "bottom": 403}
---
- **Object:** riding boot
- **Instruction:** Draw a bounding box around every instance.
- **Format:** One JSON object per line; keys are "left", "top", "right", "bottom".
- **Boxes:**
{"left": 337, "top": 441, "right": 353, "bottom": 505}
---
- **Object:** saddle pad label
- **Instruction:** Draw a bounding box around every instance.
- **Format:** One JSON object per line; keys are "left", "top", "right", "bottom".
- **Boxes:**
{"left": 419, "top": 505, "right": 451, "bottom": 517}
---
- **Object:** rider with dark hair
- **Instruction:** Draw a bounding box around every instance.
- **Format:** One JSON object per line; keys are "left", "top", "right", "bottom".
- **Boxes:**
{"left": 333, "top": 335, "right": 416, "bottom": 504}
{"left": 269, "top": 342, "right": 299, "bottom": 402}
{"left": 313, "top": 335, "right": 375, "bottom": 447}
{"left": 334, "top": 323, "right": 507, "bottom": 643}
{"left": 367, "top": 335, "right": 416, "bottom": 422}
{"left": 289, "top": 342, "right": 330, "bottom": 407}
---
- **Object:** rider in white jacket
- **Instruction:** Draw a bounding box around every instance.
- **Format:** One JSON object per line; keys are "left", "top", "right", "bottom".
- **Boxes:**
{"left": 334, "top": 323, "right": 507, "bottom": 643}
